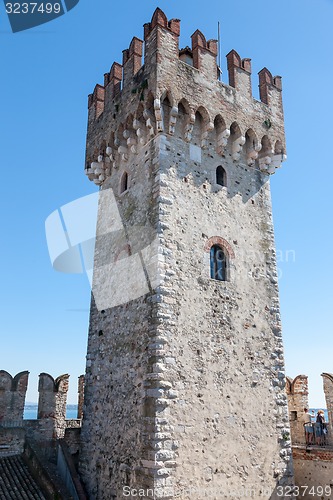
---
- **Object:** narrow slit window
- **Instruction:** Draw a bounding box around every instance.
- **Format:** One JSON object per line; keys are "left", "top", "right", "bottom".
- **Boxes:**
{"left": 216, "top": 166, "right": 226, "bottom": 187}
{"left": 210, "top": 245, "right": 227, "bottom": 281}
{"left": 120, "top": 172, "right": 128, "bottom": 193}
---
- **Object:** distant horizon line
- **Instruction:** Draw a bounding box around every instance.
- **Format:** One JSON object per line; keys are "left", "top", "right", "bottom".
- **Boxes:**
{"left": 25, "top": 402, "right": 78, "bottom": 406}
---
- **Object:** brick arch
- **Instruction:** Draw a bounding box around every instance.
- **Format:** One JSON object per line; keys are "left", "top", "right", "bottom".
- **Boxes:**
{"left": 12, "top": 371, "right": 29, "bottom": 392}
{"left": 195, "top": 105, "right": 212, "bottom": 126}
{"left": 151, "top": 7, "right": 168, "bottom": 30}
{"left": 204, "top": 236, "right": 235, "bottom": 259}
{"left": 0, "top": 370, "right": 13, "bottom": 391}
{"left": 160, "top": 90, "right": 174, "bottom": 108}
{"left": 322, "top": 373, "right": 333, "bottom": 384}
{"left": 55, "top": 374, "right": 69, "bottom": 392}
{"left": 289, "top": 374, "right": 308, "bottom": 395}
{"left": 39, "top": 373, "right": 56, "bottom": 392}
{"left": 285, "top": 376, "right": 293, "bottom": 395}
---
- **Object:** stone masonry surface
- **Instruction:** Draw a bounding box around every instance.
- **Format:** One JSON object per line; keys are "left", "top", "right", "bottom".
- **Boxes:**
{"left": 79, "top": 8, "right": 293, "bottom": 499}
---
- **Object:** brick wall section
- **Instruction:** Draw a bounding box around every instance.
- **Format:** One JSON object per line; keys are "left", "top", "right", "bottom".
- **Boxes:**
{"left": 322, "top": 373, "right": 333, "bottom": 446}
{"left": 292, "top": 447, "right": 333, "bottom": 500}
{"left": 0, "top": 428, "right": 25, "bottom": 457}
{"left": 80, "top": 7, "right": 292, "bottom": 499}
{"left": 286, "top": 375, "right": 309, "bottom": 445}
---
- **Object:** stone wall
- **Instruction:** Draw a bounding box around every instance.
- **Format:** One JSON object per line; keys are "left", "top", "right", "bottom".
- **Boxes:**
{"left": 0, "top": 371, "right": 29, "bottom": 423}
{"left": 37, "top": 373, "right": 69, "bottom": 440}
{"left": 292, "top": 447, "right": 333, "bottom": 500}
{"left": 286, "top": 375, "right": 309, "bottom": 445}
{"left": 64, "top": 427, "right": 81, "bottom": 456}
{"left": 322, "top": 373, "right": 333, "bottom": 446}
{"left": 0, "top": 428, "right": 25, "bottom": 457}
{"left": 77, "top": 375, "right": 85, "bottom": 419}
{"left": 80, "top": 7, "right": 292, "bottom": 499}
{"left": 0, "top": 371, "right": 28, "bottom": 457}
{"left": 0, "top": 371, "right": 83, "bottom": 453}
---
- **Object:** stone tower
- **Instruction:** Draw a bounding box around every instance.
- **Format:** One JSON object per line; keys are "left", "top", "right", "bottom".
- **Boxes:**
{"left": 79, "top": 8, "right": 293, "bottom": 499}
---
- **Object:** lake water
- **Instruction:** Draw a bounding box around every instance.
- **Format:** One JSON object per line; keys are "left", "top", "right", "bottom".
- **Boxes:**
{"left": 309, "top": 408, "right": 328, "bottom": 421}
{"left": 24, "top": 405, "right": 78, "bottom": 420}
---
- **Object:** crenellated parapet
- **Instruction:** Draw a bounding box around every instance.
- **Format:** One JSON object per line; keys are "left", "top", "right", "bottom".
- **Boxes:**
{"left": 0, "top": 370, "right": 85, "bottom": 458}
{"left": 85, "top": 8, "right": 286, "bottom": 187}
{"left": 0, "top": 370, "right": 29, "bottom": 422}
{"left": 259, "top": 67, "right": 283, "bottom": 107}
{"left": 0, "top": 371, "right": 83, "bottom": 427}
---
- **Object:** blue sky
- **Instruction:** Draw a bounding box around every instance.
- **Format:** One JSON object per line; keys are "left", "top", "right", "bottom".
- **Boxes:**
{"left": 1, "top": 0, "right": 332, "bottom": 405}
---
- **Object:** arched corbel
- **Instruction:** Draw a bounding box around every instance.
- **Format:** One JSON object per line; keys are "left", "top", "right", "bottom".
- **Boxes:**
{"left": 169, "top": 106, "right": 178, "bottom": 135}
{"left": 154, "top": 98, "right": 163, "bottom": 132}
{"left": 143, "top": 108, "right": 156, "bottom": 137}
{"left": 246, "top": 131, "right": 261, "bottom": 166}
{"left": 184, "top": 110, "right": 196, "bottom": 142}
{"left": 232, "top": 135, "right": 246, "bottom": 161}
{"left": 133, "top": 118, "right": 146, "bottom": 145}
{"left": 201, "top": 121, "right": 214, "bottom": 149}
{"left": 123, "top": 128, "right": 137, "bottom": 154}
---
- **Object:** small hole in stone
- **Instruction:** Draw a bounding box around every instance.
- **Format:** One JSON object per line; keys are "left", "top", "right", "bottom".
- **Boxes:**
{"left": 98, "top": 330, "right": 103, "bottom": 336}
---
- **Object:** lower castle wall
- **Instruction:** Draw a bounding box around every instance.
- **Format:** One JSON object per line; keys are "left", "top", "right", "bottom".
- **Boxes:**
{"left": 24, "top": 418, "right": 57, "bottom": 442}
{"left": 0, "top": 428, "right": 25, "bottom": 457}
{"left": 64, "top": 427, "right": 81, "bottom": 456}
{"left": 292, "top": 447, "right": 333, "bottom": 500}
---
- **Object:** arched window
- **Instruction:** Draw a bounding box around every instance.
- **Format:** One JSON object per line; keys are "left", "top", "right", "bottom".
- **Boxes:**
{"left": 210, "top": 245, "right": 227, "bottom": 281}
{"left": 216, "top": 166, "right": 226, "bottom": 187}
{"left": 120, "top": 171, "right": 128, "bottom": 193}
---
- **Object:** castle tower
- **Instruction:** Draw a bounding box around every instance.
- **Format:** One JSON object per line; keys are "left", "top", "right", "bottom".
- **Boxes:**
{"left": 79, "top": 9, "right": 293, "bottom": 498}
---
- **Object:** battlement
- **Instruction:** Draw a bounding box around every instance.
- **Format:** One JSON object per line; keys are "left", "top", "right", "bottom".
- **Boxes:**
{"left": 286, "top": 373, "right": 333, "bottom": 447}
{"left": 0, "top": 371, "right": 29, "bottom": 422}
{"left": 85, "top": 8, "right": 286, "bottom": 187}
{"left": 0, "top": 371, "right": 84, "bottom": 440}
{"left": 88, "top": 8, "right": 282, "bottom": 114}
